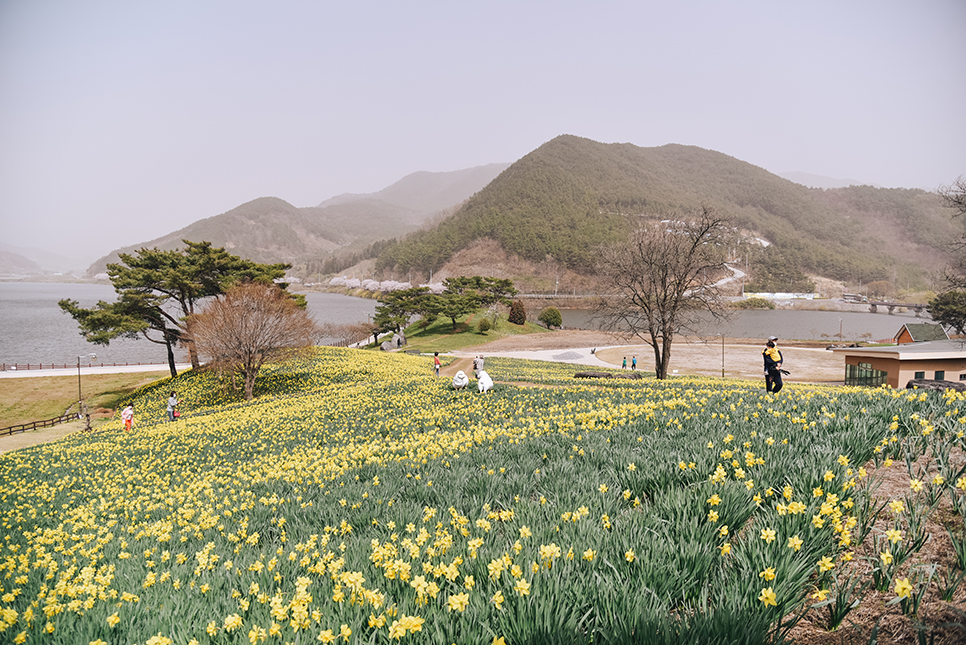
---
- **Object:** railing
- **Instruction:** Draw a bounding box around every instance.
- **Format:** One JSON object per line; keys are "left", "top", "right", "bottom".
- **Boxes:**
{"left": 1, "top": 361, "right": 171, "bottom": 372}
{"left": 1, "top": 414, "right": 73, "bottom": 437}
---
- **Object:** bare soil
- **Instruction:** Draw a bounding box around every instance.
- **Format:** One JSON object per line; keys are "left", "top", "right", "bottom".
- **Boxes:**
{"left": 463, "top": 330, "right": 845, "bottom": 384}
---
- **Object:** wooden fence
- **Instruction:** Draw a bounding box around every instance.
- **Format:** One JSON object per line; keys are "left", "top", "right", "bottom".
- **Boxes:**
{"left": 1, "top": 361, "right": 171, "bottom": 372}
{"left": 1, "top": 414, "right": 73, "bottom": 437}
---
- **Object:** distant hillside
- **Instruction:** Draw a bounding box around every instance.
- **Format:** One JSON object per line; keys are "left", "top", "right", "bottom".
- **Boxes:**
{"left": 376, "top": 135, "right": 960, "bottom": 290}
{"left": 779, "top": 171, "right": 866, "bottom": 189}
{"left": 86, "top": 164, "right": 509, "bottom": 276}
{"left": 0, "top": 249, "right": 42, "bottom": 277}
{"left": 0, "top": 241, "right": 86, "bottom": 276}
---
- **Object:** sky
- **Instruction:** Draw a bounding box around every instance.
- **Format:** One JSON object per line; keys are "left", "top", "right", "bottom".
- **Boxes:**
{"left": 1, "top": 0, "right": 964, "bottom": 266}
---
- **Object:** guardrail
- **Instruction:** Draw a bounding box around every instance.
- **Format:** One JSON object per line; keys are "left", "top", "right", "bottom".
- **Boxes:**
{"left": 1, "top": 361, "right": 170, "bottom": 372}
{"left": 1, "top": 414, "right": 73, "bottom": 437}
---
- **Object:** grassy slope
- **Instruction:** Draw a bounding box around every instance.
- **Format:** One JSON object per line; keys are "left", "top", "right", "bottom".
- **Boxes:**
{"left": 0, "top": 349, "right": 961, "bottom": 644}
{"left": 0, "top": 371, "right": 171, "bottom": 427}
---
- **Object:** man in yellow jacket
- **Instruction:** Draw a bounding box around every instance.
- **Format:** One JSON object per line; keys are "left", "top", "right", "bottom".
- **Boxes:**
{"left": 763, "top": 336, "right": 784, "bottom": 393}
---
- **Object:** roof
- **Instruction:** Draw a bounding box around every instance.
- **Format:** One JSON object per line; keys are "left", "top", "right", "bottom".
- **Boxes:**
{"left": 895, "top": 323, "right": 949, "bottom": 342}
{"left": 831, "top": 339, "right": 966, "bottom": 361}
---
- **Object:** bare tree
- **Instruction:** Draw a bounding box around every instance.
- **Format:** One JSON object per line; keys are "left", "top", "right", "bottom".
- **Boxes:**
{"left": 939, "top": 176, "right": 966, "bottom": 217}
{"left": 940, "top": 176, "right": 966, "bottom": 289}
{"left": 188, "top": 282, "right": 318, "bottom": 400}
{"left": 594, "top": 207, "right": 733, "bottom": 379}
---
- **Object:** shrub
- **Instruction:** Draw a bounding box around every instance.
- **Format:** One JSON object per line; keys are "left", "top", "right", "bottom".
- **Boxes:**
{"left": 732, "top": 297, "right": 775, "bottom": 310}
{"left": 538, "top": 306, "right": 563, "bottom": 328}
{"left": 478, "top": 318, "right": 491, "bottom": 334}
{"left": 508, "top": 300, "right": 527, "bottom": 325}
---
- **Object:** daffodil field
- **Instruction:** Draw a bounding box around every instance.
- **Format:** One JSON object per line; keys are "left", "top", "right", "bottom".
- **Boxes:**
{"left": 1, "top": 347, "right": 964, "bottom": 645}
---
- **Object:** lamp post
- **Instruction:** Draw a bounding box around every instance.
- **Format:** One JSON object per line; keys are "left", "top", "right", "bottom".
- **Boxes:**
{"left": 720, "top": 333, "right": 725, "bottom": 378}
{"left": 76, "top": 353, "right": 96, "bottom": 431}
{"left": 838, "top": 317, "right": 844, "bottom": 342}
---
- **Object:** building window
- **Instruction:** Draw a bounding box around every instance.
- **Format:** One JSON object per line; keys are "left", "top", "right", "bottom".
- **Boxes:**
{"left": 935, "top": 371, "right": 945, "bottom": 380}
{"left": 960, "top": 374, "right": 966, "bottom": 381}
{"left": 915, "top": 371, "right": 925, "bottom": 380}
{"left": 845, "top": 362, "right": 889, "bottom": 387}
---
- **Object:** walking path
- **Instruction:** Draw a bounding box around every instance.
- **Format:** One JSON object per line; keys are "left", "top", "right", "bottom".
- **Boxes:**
{"left": 0, "top": 364, "right": 190, "bottom": 379}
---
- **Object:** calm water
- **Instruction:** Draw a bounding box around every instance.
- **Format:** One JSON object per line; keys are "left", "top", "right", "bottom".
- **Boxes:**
{"left": 560, "top": 307, "right": 929, "bottom": 343}
{"left": 0, "top": 283, "right": 376, "bottom": 366}
{"left": 0, "top": 282, "right": 929, "bottom": 366}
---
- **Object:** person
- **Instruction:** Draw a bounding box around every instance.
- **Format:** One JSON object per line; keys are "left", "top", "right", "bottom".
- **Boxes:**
{"left": 763, "top": 336, "right": 784, "bottom": 393}
{"left": 167, "top": 392, "right": 179, "bottom": 422}
{"left": 477, "top": 370, "right": 494, "bottom": 393}
{"left": 121, "top": 404, "right": 134, "bottom": 432}
{"left": 622, "top": 357, "right": 627, "bottom": 370}
{"left": 631, "top": 356, "right": 637, "bottom": 371}
{"left": 434, "top": 352, "right": 441, "bottom": 377}
{"left": 452, "top": 370, "right": 469, "bottom": 390}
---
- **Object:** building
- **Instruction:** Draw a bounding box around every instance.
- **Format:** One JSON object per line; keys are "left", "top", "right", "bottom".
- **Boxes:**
{"left": 832, "top": 339, "right": 966, "bottom": 388}
{"left": 893, "top": 323, "right": 948, "bottom": 345}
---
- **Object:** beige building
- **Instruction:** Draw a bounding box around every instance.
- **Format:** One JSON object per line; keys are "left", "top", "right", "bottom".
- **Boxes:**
{"left": 832, "top": 339, "right": 966, "bottom": 388}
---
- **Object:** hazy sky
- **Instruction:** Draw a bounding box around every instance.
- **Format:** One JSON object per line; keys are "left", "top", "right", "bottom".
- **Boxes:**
{"left": 1, "top": 0, "right": 964, "bottom": 265}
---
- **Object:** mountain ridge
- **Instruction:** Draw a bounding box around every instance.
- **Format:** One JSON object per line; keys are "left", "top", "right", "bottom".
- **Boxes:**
{"left": 84, "top": 164, "right": 509, "bottom": 276}
{"left": 375, "top": 135, "right": 959, "bottom": 292}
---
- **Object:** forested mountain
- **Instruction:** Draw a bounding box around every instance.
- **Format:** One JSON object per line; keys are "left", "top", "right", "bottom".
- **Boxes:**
{"left": 85, "top": 164, "right": 509, "bottom": 276}
{"left": 376, "top": 135, "right": 961, "bottom": 290}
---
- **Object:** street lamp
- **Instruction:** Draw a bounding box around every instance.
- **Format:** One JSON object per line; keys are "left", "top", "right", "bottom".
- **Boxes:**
{"left": 720, "top": 333, "right": 725, "bottom": 377}
{"left": 76, "top": 353, "right": 96, "bottom": 431}
{"left": 838, "top": 317, "right": 844, "bottom": 342}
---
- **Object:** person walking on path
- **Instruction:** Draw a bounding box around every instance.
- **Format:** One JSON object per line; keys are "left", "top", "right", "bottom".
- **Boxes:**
{"left": 631, "top": 356, "right": 637, "bottom": 371}
{"left": 434, "top": 352, "right": 441, "bottom": 377}
{"left": 166, "top": 392, "right": 180, "bottom": 422}
{"left": 121, "top": 404, "right": 134, "bottom": 432}
{"left": 622, "top": 357, "right": 627, "bottom": 370}
{"left": 763, "top": 336, "right": 784, "bottom": 393}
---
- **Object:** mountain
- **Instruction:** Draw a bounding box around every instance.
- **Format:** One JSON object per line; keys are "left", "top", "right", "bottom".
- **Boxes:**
{"left": 778, "top": 171, "right": 868, "bottom": 190}
{"left": 375, "top": 135, "right": 960, "bottom": 290}
{"left": 85, "top": 164, "right": 510, "bottom": 277}
{"left": 0, "top": 249, "right": 42, "bottom": 277}
{"left": 0, "top": 241, "right": 86, "bottom": 276}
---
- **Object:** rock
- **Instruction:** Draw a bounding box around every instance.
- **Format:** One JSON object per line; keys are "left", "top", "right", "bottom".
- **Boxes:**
{"left": 380, "top": 341, "right": 393, "bottom": 352}
{"left": 905, "top": 378, "right": 966, "bottom": 392}
{"left": 392, "top": 332, "right": 405, "bottom": 348}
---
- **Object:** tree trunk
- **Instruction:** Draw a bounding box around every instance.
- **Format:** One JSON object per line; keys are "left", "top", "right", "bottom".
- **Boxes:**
{"left": 186, "top": 338, "right": 201, "bottom": 369}
{"left": 659, "top": 334, "right": 673, "bottom": 380}
{"left": 244, "top": 369, "right": 256, "bottom": 400}
{"left": 165, "top": 334, "right": 178, "bottom": 378}
{"left": 652, "top": 342, "right": 666, "bottom": 379}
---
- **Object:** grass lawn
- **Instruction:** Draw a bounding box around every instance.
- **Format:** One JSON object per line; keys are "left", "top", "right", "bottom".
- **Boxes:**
{"left": 0, "top": 371, "right": 172, "bottom": 427}
{"left": 374, "top": 311, "right": 547, "bottom": 354}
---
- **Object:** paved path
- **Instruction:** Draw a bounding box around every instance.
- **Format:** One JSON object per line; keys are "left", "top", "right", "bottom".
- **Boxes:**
{"left": 0, "top": 364, "right": 190, "bottom": 379}
{"left": 452, "top": 347, "right": 613, "bottom": 369}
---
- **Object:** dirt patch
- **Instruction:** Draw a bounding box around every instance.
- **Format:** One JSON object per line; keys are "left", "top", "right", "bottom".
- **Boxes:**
{"left": 463, "top": 331, "right": 845, "bottom": 384}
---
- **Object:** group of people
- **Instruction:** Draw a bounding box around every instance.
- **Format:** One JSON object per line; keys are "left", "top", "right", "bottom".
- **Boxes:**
{"left": 446, "top": 354, "right": 493, "bottom": 393}
{"left": 621, "top": 356, "right": 637, "bottom": 370}
{"left": 116, "top": 391, "right": 180, "bottom": 432}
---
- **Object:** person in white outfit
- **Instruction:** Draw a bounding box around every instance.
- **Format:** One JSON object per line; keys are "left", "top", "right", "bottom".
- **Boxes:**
{"left": 477, "top": 370, "right": 494, "bottom": 393}
{"left": 452, "top": 370, "right": 469, "bottom": 390}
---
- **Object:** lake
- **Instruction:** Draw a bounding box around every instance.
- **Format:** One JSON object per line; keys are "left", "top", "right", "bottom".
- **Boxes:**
{"left": 560, "top": 307, "right": 928, "bottom": 343}
{"left": 0, "top": 283, "right": 377, "bottom": 366}
{"left": 0, "top": 282, "right": 930, "bottom": 367}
